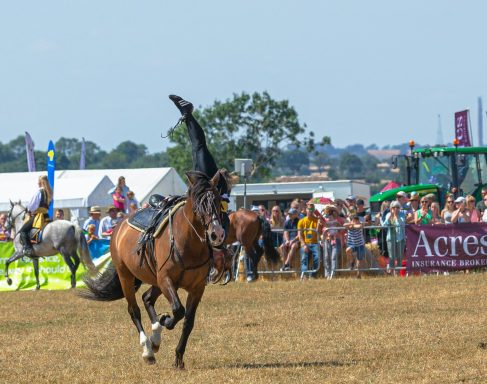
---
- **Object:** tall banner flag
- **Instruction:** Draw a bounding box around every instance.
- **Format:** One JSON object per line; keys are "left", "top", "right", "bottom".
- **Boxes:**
{"left": 24, "top": 132, "right": 36, "bottom": 172}
{"left": 454, "top": 110, "right": 471, "bottom": 147}
{"left": 46, "top": 141, "right": 56, "bottom": 219}
{"left": 80, "top": 137, "right": 86, "bottom": 170}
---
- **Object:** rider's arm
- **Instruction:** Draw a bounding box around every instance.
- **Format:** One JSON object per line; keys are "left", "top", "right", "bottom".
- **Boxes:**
{"left": 27, "top": 190, "right": 42, "bottom": 213}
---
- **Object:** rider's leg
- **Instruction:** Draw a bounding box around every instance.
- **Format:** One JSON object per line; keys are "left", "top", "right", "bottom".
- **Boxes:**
{"left": 19, "top": 216, "right": 34, "bottom": 257}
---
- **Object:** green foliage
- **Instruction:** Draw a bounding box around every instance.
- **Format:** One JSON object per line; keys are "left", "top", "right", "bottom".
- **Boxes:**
{"left": 166, "top": 91, "right": 310, "bottom": 181}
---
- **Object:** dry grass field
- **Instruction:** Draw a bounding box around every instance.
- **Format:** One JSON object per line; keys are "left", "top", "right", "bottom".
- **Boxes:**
{"left": 0, "top": 273, "right": 486, "bottom": 384}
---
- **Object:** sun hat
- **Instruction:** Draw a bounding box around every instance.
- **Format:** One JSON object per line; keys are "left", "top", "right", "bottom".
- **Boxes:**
{"left": 454, "top": 196, "right": 466, "bottom": 204}
{"left": 288, "top": 207, "right": 299, "bottom": 214}
{"left": 346, "top": 195, "right": 356, "bottom": 201}
{"left": 396, "top": 191, "right": 407, "bottom": 198}
{"left": 250, "top": 205, "right": 259, "bottom": 212}
{"left": 89, "top": 206, "right": 101, "bottom": 213}
{"left": 106, "top": 205, "right": 117, "bottom": 213}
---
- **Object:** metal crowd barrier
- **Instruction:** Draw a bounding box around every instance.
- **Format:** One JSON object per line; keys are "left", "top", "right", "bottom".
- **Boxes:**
{"left": 233, "top": 223, "right": 407, "bottom": 281}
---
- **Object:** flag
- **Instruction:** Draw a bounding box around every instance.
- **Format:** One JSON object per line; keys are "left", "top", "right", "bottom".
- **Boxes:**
{"left": 47, "top": 140, "right": 56, "bottom": 219}
{"left": 24, "top": 132, "right": 36, "bottom": 172}
{"left": 454, "top": 110, "right": 471, "bottom": 147}
{"left": 80, "top": 137, "right": 86, "bottom": 170}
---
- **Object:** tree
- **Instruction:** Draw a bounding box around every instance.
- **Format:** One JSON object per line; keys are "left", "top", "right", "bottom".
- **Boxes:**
{"left": 339, "top": 153, "right": 364, "bottom": 179}
{"left": 167, "top": 91, "right": 311, "bottom": 180}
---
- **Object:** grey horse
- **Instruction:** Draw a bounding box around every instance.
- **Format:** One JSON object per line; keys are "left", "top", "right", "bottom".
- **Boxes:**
{"left": 5, "top": 201, "right": 96, "bottom": 289}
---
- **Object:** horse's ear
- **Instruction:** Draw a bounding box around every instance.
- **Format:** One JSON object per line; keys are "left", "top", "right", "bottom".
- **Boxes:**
{"left": 210, "top": 171, "right": 222, "bottom": 188}
{"left": 185, "top": 171, "right": 200, "bottom": 187}
{"left": 9, "top": 199, "right": 13, "bottom": 207}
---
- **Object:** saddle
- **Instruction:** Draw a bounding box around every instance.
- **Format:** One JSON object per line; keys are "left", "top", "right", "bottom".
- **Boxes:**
{"left": 30, "top": 211, "right": 50, "bottom": 244}
{"left": 128, "top": 195, "right": 185, "bottom": 234}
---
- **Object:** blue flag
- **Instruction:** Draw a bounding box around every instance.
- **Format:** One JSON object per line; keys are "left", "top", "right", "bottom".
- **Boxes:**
{"left": 47, "top": 140, "right": 56, "bottom": 219}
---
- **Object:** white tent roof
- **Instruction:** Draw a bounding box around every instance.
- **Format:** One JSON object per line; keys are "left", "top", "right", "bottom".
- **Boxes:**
{"left": 0, "top": 167, "right": 187, "bottom": 212}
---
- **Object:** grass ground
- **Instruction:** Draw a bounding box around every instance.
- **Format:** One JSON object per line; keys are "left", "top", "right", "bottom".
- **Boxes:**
{"left": 0, "top": 273, "right": 486, "bottom": 383}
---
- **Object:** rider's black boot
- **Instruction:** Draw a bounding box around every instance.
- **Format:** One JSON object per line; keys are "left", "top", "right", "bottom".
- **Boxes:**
{"left": 20, "top": 232, "right": 34, "bottom": 257}
{"left": 169, "top": 95, "right": 194, "bottom": 120}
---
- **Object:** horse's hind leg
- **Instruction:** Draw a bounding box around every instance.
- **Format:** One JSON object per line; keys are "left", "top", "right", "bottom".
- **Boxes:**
{"left": 32, "top": 258, "right": 40, "bottom": 290}
{"left": 159, "top": 277, "right": 185, "bottom": 330}
{"left": 142, "top": 286, "right": 163, "bottom": 353}
{"left": 118, "top": 267, "right": 155, "bottom": 364}
{"left": 174, "top": 286, "right": 204, "bottom": 370}
{"left": 61, "top": 252, "right": 78, "bottom": 288}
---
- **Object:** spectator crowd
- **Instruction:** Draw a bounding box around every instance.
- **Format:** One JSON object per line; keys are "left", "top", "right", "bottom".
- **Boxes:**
{"left": 247, "top": 187, "right": 487, "bottom": 280}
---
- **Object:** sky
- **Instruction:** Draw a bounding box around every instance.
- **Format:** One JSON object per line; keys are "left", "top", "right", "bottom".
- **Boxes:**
{"left": 1, "top": 1, "right": 486, "bottom": 154}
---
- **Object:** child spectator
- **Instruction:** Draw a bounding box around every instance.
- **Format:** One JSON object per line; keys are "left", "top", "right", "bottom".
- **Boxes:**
{"left": 344, "top": 214, "right": 366, "bottom": 278}
{"left": 85, "top": 224, "right": 99, "bottom": 245}
{"left": 0, "top": 214, "right": 11, "bottom": 242}
{"left": 125, "top": 191, "right": 139, "bottom": 214}
{"left": 322, "top": 205, "right": 345, "bottom": 280}
{"left": 112, "top": 186, "right": 126, "bottom": 212}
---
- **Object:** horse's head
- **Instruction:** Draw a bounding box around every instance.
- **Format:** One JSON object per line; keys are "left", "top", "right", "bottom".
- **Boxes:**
{"left": 186, "top": 170, "right": 225, "bottom": 247}
{"left": 6, "top": 200, "right": 27, "bottom": 231}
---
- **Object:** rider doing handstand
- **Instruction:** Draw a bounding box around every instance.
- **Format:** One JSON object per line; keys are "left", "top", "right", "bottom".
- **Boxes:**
{"left": 19, "top": 175, "right": 53, "bottom": 257}
{"left": 168, "top": 95, "right": 232, "bottom": 238}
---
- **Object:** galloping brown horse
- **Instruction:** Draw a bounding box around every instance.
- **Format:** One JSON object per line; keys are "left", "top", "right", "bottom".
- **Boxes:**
{"left": 80, "top": 171, "right": 224, "bottom": 369}
{"left": 225, "top": 209, "right": 280, "bottom": 279}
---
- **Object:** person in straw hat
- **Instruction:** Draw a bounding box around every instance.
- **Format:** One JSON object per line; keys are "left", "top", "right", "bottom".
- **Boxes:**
{"left": 83, "top": 206, "right": 101, "bottom": 235}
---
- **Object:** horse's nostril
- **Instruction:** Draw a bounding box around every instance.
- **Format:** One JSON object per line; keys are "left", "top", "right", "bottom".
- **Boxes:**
{"left": 211, "top": 233, "right": 217, "bottom": 241}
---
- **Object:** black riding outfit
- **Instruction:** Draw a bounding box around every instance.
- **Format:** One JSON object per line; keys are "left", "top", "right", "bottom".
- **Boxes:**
{"left": 169, "top": 95, "right": 230, "bottom": 241}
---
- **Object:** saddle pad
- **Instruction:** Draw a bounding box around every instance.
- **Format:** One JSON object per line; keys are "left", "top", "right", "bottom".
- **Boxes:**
{"left": 128, "top": 201, "right": 186, "bottom": 238}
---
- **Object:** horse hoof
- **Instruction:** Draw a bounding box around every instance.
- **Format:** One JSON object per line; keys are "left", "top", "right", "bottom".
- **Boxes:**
{"left": 173, "top": 359, "right": 185, "bottom": 370}
{"left": 36, "top": 285, "right": 40, "bottom": 290}
{"left": 6, "top": 278, "right": 12, "bottom": 286}
{"left": 143, "top": 355, "right": 156, "bottom": 365}
{"left": 152, "top": 343, "right": 160, "bottom": 353}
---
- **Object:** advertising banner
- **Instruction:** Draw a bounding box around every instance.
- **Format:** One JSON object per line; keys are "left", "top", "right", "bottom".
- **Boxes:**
{"left": 406, "top": 223, "right": 487, "bottom": 272}
{"left": 0, "top": 241, "right": 110, "bottom": 291}
{"left": 454, "top": 110, "right": 471, "bottom": 147}
{"left": 24, "top": 131, "right": 36, "bottom": 172}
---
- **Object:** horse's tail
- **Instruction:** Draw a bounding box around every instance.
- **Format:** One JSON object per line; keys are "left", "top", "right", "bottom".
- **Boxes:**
{"left": 79, "top": 262, "right": 142, "bottom": 301}
{"left": 259, "top": 216, "right": 280, "bottom": 263}
{"left": 75, "top": 226, "right": 96, "bottom": 274}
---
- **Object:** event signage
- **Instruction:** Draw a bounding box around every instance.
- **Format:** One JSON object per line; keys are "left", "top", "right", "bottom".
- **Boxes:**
{"left": 454, "top": 110, "right": 471, "bottom": 147}
{"left": 406, "top": 223, "right": 487, "bottom": 271}
{"left": 24, "top": 131, "right": 36, "bottom": 172}
{"left": 47, "top": 140, "right": 56, "bottom": 219}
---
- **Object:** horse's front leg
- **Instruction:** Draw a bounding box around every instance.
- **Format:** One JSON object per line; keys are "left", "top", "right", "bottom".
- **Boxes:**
{"left": 159, "top": 277, "right": 185, "bottom": 331}
{"left": 32, "top": 258, "right": 40, "bottom": 290}
{"left": 174, "top": 286, "right": 204, "bottom": 370}
{"left": 142, "top": 286, "right": 163, "bottom": 353}
{"left": 5, "top": 252, "right": 23, "bottom": 286}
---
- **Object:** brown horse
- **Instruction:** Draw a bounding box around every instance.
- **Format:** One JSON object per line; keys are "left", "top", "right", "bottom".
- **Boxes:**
{"left": 80, "top": 171, "right": 224, "bottom": 369}
{"left": 224, "top": 209, "right": 280, "bottom": 280}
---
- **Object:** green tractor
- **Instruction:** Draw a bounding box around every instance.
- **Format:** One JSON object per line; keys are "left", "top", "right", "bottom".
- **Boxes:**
{"left": 370, "top": 145, "right": 487, "bottom": 213}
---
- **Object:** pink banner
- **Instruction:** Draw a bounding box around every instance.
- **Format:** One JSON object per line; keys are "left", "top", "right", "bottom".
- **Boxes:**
{"left": 406, "top": 223, "right": 487, "bottom": 271}
{"left": 454, "top": 110, "right": 471, "bottom": 147}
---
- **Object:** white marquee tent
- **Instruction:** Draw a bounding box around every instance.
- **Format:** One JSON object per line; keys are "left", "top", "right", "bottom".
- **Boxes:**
{"left": 0, "top": 168, "right": 187, "bottom": 222}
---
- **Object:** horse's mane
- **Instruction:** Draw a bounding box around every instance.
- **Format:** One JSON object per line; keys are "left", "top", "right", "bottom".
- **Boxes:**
{"left": 186, "top": 171, "right": 219, "bottom": 224}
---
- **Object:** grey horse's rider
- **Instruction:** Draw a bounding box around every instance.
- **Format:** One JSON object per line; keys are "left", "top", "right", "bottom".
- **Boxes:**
{"left": 19, "top": 175, "right": 53, "bottom": 257}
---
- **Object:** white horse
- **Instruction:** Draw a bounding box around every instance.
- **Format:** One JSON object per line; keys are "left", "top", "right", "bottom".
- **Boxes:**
{"left": 5, "top": 201, "right": 96, "bottom": 289}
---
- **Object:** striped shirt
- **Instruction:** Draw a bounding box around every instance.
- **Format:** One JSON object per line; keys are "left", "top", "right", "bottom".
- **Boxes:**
{"left": 347, "top": 227, "right": 365, "bottom": 247}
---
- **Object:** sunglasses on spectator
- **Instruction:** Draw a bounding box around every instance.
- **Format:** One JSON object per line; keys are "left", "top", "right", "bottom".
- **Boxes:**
{"left": 307, "top": 208, "right": 314, "bottom": 211}
{"left": 421, "top": 200, "right": 428, "bottom": 204}
{"left": 447, "top": 200, "right": 454, "bottom": 203}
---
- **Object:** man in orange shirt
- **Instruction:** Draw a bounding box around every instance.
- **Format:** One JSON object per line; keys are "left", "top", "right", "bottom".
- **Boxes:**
{"left": 298, "top": 202, "right": 322, "bottom": 279}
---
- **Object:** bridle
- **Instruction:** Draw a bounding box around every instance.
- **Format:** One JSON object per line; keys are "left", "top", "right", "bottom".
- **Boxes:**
{"left": 185, "top": 188, "right": 222, "bottom": 243}
{"left": 6, "top": 205, "right": 27, "bottom": 232}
